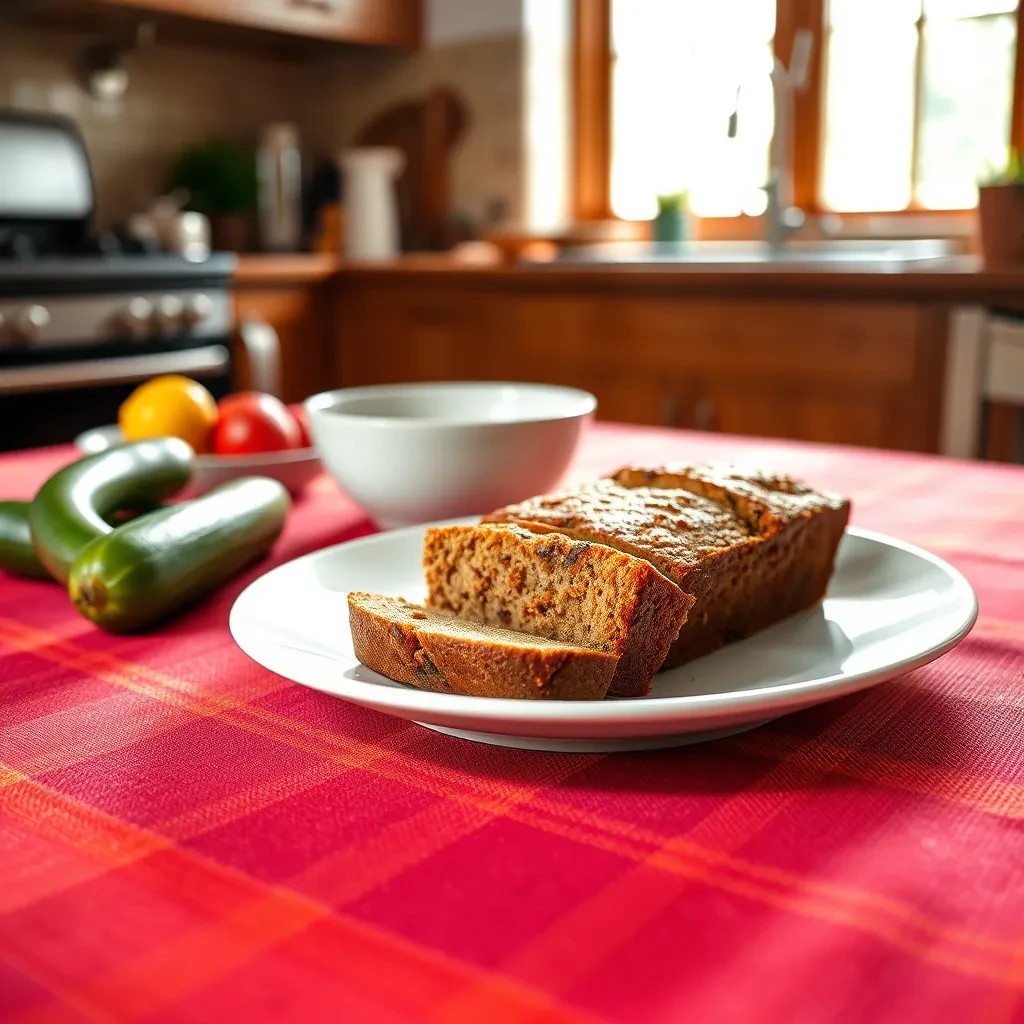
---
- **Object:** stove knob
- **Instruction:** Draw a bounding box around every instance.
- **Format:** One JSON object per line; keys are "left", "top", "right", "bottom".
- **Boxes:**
{"left": 117, "top": 298, "right": 154, "bottom": 339}
{"left": 9, "top": 304, "right": 50, "bottom": 347}
{"left": 181, "top": 293, "right": 213, "bottom": 329}
{"left": 154, "top": 296, "right": 184, "bottom": 334}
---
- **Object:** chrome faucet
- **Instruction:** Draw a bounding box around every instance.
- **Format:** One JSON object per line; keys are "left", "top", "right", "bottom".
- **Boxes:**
{"left": 729, "top": 29, "right": 814, "bottom": 250}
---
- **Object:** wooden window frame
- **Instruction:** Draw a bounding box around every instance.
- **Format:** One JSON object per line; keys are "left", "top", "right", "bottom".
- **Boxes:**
{"left": 571, "top": 0, "right": 614, "bottom": 220}
{"left": 572, "top": 0, "right": 1024, "bottom": 227}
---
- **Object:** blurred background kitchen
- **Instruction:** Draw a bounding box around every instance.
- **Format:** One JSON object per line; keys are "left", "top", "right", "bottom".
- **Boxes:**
{"left": 2, "top": 0, "right": 1023, "bottom": 462}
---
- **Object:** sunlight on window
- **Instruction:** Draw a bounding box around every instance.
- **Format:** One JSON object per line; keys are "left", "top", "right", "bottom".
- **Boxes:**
{"left": 820, "top": 1, "right": 918, "bottom": 211}
{"left": 917, "top": 0, "right": 1017, "bottom": 206}
{"left": 821, "top": 0, "right": 1017, "bottom": 211}
{"left": 610, "top": 0, "right": 776, "bottom": 220}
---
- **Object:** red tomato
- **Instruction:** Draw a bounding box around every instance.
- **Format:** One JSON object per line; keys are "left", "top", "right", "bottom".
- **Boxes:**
{"left": 213, "top": 392, "right": 302, "bottom": 455}
{"left": 290, "top": 406, "right": 312, "bottom": 448}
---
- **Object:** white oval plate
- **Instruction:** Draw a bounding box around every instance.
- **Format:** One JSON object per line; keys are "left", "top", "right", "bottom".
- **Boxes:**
{"left": 230, "top": 523, "right": 977, "bottom": 752}
{"left": 75, "top": 425, "right": 321, "bottom": 497}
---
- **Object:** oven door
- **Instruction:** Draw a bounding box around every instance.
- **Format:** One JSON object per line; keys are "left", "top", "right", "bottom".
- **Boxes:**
{"left": 0, "top": 340, "right": 231, "bottom": 451}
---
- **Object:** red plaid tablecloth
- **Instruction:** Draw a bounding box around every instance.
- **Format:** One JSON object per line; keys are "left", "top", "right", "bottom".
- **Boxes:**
{"left": 1, "top": 422, "right": 1023, "bottom": 1024}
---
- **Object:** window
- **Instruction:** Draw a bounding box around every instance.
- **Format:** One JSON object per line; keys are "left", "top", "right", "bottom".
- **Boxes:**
{"left": 822, "top": 0, "right": 1018, "bottom": 211}
{"left": 578, "top": 0, "right": 1024, "bottom": 219}
{"left": 610, "top": 1, "right": 776, "bottom": 219}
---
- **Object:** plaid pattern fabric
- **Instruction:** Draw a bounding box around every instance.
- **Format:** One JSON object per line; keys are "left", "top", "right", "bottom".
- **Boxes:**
{"left": 1, "top": 422, "right": 1022, "bottom": 1024}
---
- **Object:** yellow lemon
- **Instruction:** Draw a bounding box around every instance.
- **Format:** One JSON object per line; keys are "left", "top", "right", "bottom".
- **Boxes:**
{"left": 118, "top": 375, "right": 218, "bottom": 453}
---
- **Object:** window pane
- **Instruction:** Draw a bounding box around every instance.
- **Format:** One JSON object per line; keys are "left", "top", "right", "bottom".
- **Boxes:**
{"left": 915, "top": 10, "right": 1017, "bottom": 208}
{"left": 823, "top": 0, "right": 1018, "bottom": 211}
{"left": 829, "top": 0, "right": 922, "bottom": 27}
{"left": 821, "top": 4, "right": 919, "bottom": 211}
{"left": 610, "top": 0, "right": 775, "bottom": 219}
{"left": 923, "top": 0, "right": 1016, "bottom": 17}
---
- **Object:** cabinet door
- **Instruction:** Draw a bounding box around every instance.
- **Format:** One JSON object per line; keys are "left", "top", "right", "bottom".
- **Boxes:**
{"left": 685, "top": 381, "right": 893, "bottom": 448}
{"left": 337, "top": 283, "right": 509, "bottom": 386}
{"left": 508, "top": 292, "right": 945, "bottom": 450}
{"left": 582, "top": 374, "right": 678, "bottom": 426}
{"left": 336, "top": 282, "right": 948, "bottom": 451}
{"left": 234, "top": 285, "right": 329, "bottom": 403}
{"left": 485, "top": 362, "right": 672, "bottom": 426}
{"left": 560, "top": 296, "right": 923, "bottom": 389}
{"left": 338, "top": 284, "right": 672, "bottom": 423}
{"left": 95, "top": 0, "right": 420, "bottom": 46}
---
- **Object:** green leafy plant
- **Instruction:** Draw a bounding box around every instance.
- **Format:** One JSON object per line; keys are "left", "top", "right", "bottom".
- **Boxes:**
{"left": 980, "top": 147, "right": 1024, "bottom": 187}
{"left": 168, "top": 139, "right": 258, "bottom": 215}
{"left": 656, "top": 191, "right": 689, "bottom": 213}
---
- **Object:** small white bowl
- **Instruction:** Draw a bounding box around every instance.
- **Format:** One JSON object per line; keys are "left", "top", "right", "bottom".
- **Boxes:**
{"left": 305, "top": 382, "right": 596, "bottom": 528}
{"left": 75, "top": 425, "right": 322, "bottom": 497}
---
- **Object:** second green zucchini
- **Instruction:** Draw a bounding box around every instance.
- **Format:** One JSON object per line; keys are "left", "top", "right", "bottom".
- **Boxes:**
{"left": 68, "top": 476, "right": 290, "bottom": 633}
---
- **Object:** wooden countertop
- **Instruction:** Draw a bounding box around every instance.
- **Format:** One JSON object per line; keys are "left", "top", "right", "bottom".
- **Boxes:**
{"left": 234, "top": 253, "right": 343, "bottom": 285}
{"left": 235, "top": 252, "right": 1024, "bottom": 303}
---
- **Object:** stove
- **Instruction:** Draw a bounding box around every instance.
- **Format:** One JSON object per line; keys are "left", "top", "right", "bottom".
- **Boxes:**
{"left": 0, "top": 110, "right": 237, "bottom": 450}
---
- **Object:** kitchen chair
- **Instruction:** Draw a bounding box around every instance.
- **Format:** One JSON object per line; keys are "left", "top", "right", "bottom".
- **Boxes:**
{"left": 979, "top": 314, "right": 1024, "bottom": 462}
{"left": 942, "top": 309, "right": 1024, "bottom": 463}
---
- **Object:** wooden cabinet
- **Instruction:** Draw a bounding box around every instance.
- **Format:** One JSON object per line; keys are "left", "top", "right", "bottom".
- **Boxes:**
{"left": 673, "top": 381, "right": 893, "bottom": 446}
{"left": 504, "top": 293, "right": 945, "bottom": 448}
{"left": 335, "top": 275, "right": 950, "bottom": 452}
{"left": 335, "top": 284, "right": 506, "bottom": 385}
{"left": 93, "top": 0, "right": 420, "bottom": 47}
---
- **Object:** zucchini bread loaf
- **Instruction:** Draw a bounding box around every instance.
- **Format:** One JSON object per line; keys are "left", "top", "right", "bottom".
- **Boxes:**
{"left": 423, "top": 523, "right": 692, "bottom": 697}
{"left": 484, "top": 465, "right": 849, "bottom": 668}
{"left": 348, "top": 593, "right": 617, "bottom": 700}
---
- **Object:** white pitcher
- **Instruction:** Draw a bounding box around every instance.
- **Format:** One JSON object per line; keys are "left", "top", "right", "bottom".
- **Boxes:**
{"left": 339, "top": 147, "right": 405, "bottom": 260}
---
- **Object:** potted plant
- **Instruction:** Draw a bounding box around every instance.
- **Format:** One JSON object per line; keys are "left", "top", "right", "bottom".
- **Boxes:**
{"left": 653, "top": 191, "right": 690, "bottom": 245}
{"left": 978, "top": 149, "right": 1024, "bottom": 266}
{"left": 168, "top": 139, "right": 258, "bottom": 252}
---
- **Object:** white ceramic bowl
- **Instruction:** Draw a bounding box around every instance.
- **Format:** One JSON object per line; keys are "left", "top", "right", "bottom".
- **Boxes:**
{"left": 305, "top": 382, "right": 596, "bottom": 527}
{"left": 75, "top": 425, "right": 322, "bottom": 498}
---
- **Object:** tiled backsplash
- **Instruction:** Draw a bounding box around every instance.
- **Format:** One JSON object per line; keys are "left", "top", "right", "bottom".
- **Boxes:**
{"left": 1, "top": 23, "right": 309, "bottom": 229}
{"left": 302, "top": 34, "right": 525, "bottom": 227}
{"left": 2, "top": 20, "right": 526, "bottom": 234}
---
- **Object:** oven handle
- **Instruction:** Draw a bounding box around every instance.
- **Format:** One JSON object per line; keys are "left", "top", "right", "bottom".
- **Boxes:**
{"left": 0, "top": 345, "right": 230, "bottom": 396}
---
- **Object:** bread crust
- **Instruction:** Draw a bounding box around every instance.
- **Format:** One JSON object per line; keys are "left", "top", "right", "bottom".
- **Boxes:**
{"left": 485, "top": 465, "right": 850, "bottom": 668}
{"left": 348, "top": 592, "right": 616, "bottom": 700}
{"left": 423, "top": 523, "right": 692, "bottom": 697}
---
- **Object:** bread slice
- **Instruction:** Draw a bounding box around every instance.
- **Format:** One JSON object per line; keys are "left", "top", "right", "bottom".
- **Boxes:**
{"left": 485, "top": 465, "right": 849, "bottom": 668}
{"left": 423, "top": 523, "right": 692, "bottom": 698}
{"left": 348, "top": 592, "right": 616, "bottom": 700}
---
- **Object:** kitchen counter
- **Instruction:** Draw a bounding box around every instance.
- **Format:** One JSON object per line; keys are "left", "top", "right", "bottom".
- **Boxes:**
{"left": 341, "top": 255, "right": 1024, "bottom": 304}
{"left": 233, "top": 252, "right": 470, "bottom": 284}
{"left": 234, "top": 251, "right": 1020, "bottom": 458}
{"left": 236, "top": 252, "right": 1024, "bottom": 304}
{"left": 234, "top": 253, "right": 343, "bottom": 286}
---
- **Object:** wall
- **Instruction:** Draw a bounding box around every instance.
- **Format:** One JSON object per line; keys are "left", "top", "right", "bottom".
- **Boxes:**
{"left": 0, "top": 21, "right": 308, "bottom": 229}
{"left": 300, "top": 2, "right": 528, "bottom": 228}
{"left": 1, "top": 1, "right": 562, "bottom": 238}
{"left": 427, "top": 0, "right": 524, "bottom": 44}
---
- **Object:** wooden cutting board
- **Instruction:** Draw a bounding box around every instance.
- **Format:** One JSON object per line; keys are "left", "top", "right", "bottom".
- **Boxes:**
{"left": 355, "top": 85, "right": 470, "bottom": 250}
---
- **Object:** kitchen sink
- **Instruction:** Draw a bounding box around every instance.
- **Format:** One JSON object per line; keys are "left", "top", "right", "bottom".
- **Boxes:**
{"left": 533, "top": 238, "right": 956, "bottom": 269}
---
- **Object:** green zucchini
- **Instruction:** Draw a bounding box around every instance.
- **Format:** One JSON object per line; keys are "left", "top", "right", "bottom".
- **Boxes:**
{"left": 30, "top": 439, "right": 194, "bottom": 583}
{"left": 68, "top": 477, "right": 290, "bottom": 633}
{"left": 0, "top": 501, "right": 51, "bottom": 580}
